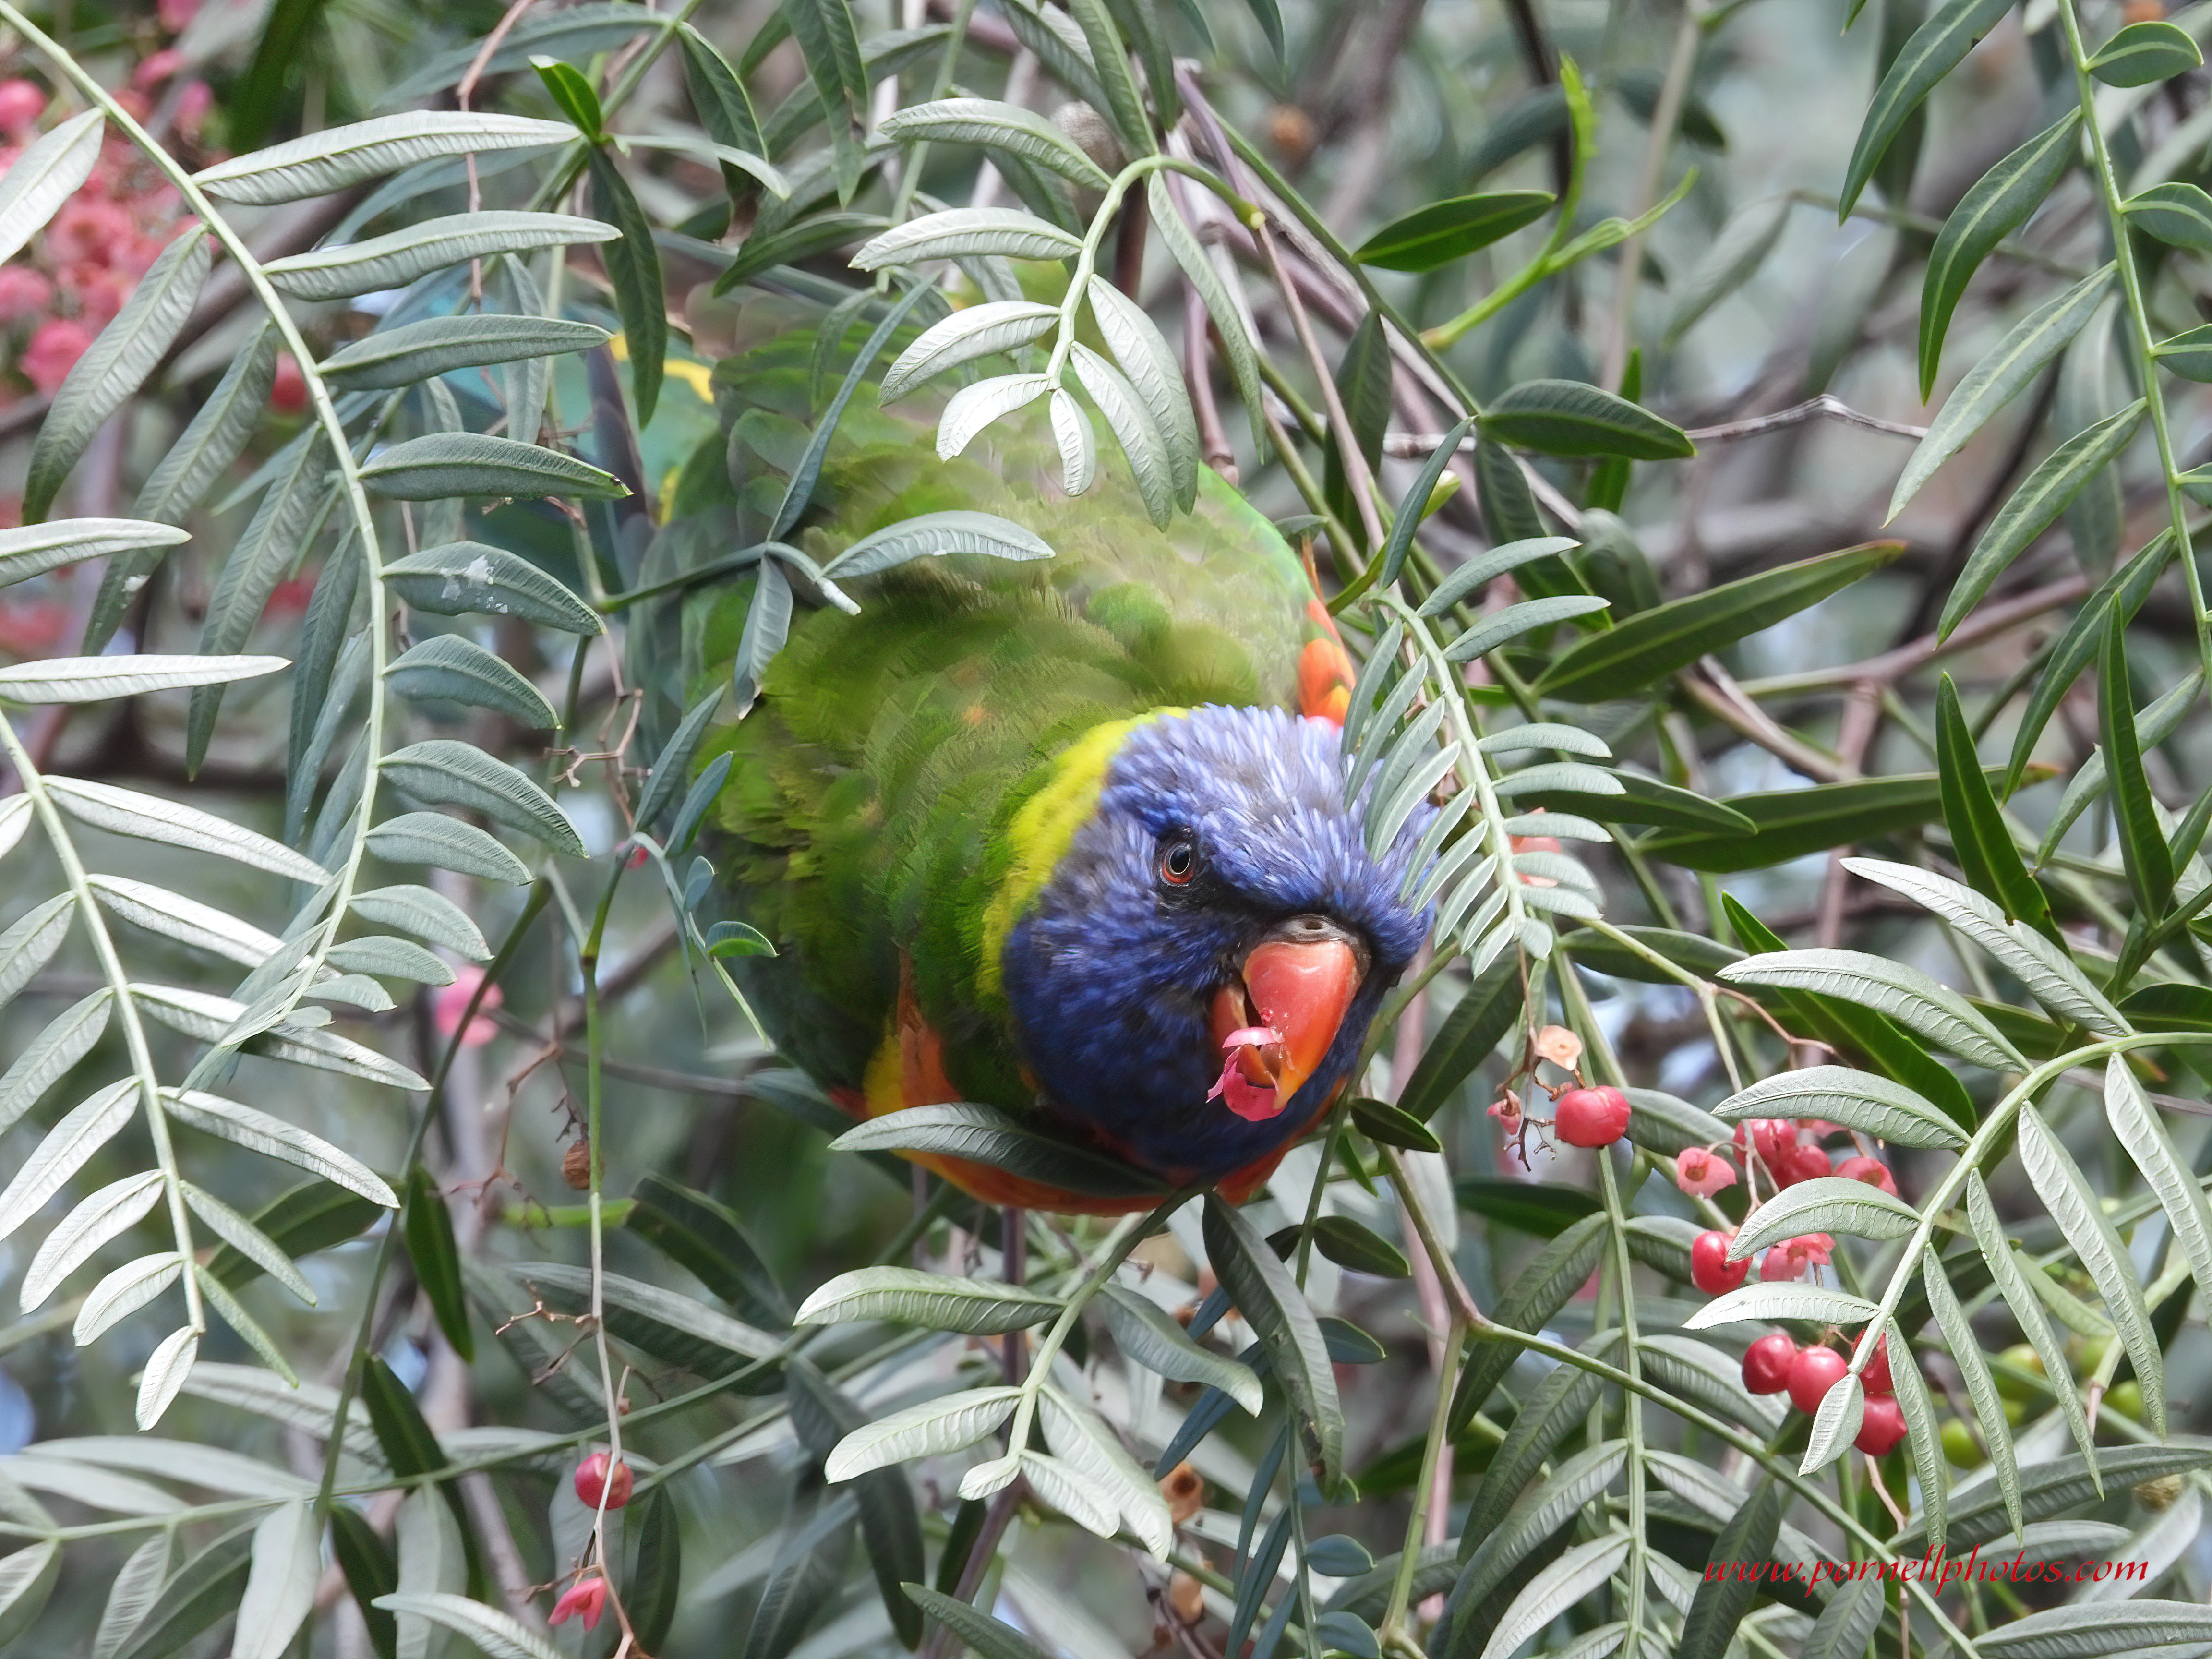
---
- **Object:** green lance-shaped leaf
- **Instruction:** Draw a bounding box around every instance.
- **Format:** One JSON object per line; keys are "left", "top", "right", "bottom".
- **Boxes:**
{"left": 679, "top": 22, "right": 765, "bottom": 190}
{"left": 2099, "top": 610, "right": 2173, "bottom": 920}
{"left": 627, "top": 1172, "right": 790, "bottom": 1326}
{"left": 2153, "top": 321, "right": 2212, "bottom": 380}
{"left": 1476, "top": 1527, "right": 1630, "bottom": 1659}
{"left": 328, "top": 1506, "right": 397, "bottom": 1659}
{"left": 1376, "top": 418, "right": 1476, "bottom": 591}
{"left": 25, "top": 228, "right": 211, "bottom": 524}
{"left": 530, "top": 56, "right": 604, "bottom": 138}
{"left": 1350, "top": 1095, "right": 1443, "bottom": 1152}
{"left": 879, "top": 300, "right": 1058, "bottom": 403}
{"left": 1451, "top": 1214, "right": 1609, "bottom": 1433}
{"left": 2088, "top": 17, "right": 2203, "bottom": 83}
{"left": 46, "top": 775, "right": 328, "bottom": 881}
{"left": 1978, "top": 1604, "right": 2212, "bottom": 1658}
{"left": 386, "top": 635, "right": 559, "bottom": 727}
{"left": 1665, "top": 194, "right": 1793, "bottom": 348}
{"left": 2044, "top": 669, "right": 2202, "bottom": 862}
{"left": 383, "top": 541, "right": 601, "bottom": 633}
{"left": 1537, "top": 540, "right": 1899, "bottom": 701}
{"left": 2106, "top": 1055, "right": 2212, "bottom": 1313}
{"left": 825, "top": 1387, "right": 1022, "bottom": 1481}
{"left": 402, "top": 1166, "right": 474, "bottom": 1362}
{"left": 1923, "top": 1247, "right": 2020, "bottom": 1543}
{"left": 349, "top": 884, "right": 489, "bottom": 959}
{"left": 1941, "top": 399, "right": 2144, "bottom": 639}
{"left": 0, "top": 110, "right": 102, "bottom": 267}
{"left": 1726, "top": 1176, "right": 1918, "bottom": 1258}
{"left": 1707, "top": 1070, "right": 1973, "bottom": 1150}
{"left": 903, "top": 1585, "right": 1055, "bottom": 1659}
{"left": 2126, "top": 181, "right": 2212, "bottom": 252}
{"left": 164, "top": 1089, "right": 397, "bottom": 1206}
{"left": 880, "top": 97, "right": 1111, "bottom": 188}
{"left": 1891, "top": 265, "right": 2115, "bottom": 520}
{"left": 1098, "top": 1284, "right": 1264, "bottom": 1410}
{"left": 585, "top": 148, "right": 664, "bottom": 425}
{"left": 380, "top": 739, "right": 585, "bottom": 853}
{"left": 361, "top": 814, "right": 530, "bottom": 886}
{"left": 1802, "top": 1569, "right": 1886, "bottom": 1659}
{"left": 1480, "top": 377, "right": 1694, "bottom": 460}
{"left": 1148, "top": 174, "right": 1268, "bottom": 456}
{"left": 370, "top": 1595, "right": 562, "bottom": 1659}
{"left": 321, "top": 314, "right": 609, "bottom": 390}
{"left": 1354, "top": 190, "right": 1554, "bottom": 272}
{"left": 92, "top": 1531, "right": 172, "bottom": 1659}
{"left": 1086, "top": 277, "right": 1201, "bottom": 513}
{"left": 830, "top": 1101, "right": 1166, "bottom": 1199}
{"left": 2008, "top": 529, "right": 2174, "bottom": 793}
{"left": 2018, "top": 1102, "right": 2163, "bottom": 1431}
{"left": 623, "top": 1485, "right": 684, "bottom": 1655}
{"left": 195, "top": 112, "right": 576, "bottom": 204}
{"left": 91, "top": 326, "right": 282, "bottom": 650}
{"left": 821, "top": 510, "right": 1056, "bottom": 580}
{"left": 1919, "top": 112, "right": 2080, "bottom": 398}
{"left": 0, "top": 1079, "right": 137, "bottom": 1247}
{"left": 1203, "top": 1192, "right": 1343, "bottom": 1491}
{"left": 1448, "top": 1440, "right": 1625, "bottom": 1621}
{"left": 1935, "top": 674, "right": 2056, "bottom": 936}
{"left": 853, "top": 207, "right": 1083, "bottom": 271}
{"left": 206, "top": 1182, "right": 384, "bottom": 1289}
{"left": 0, "top": 894, "right": 78, "bottom": 1018}
{"left": 360, "top": 433, "right": 625, "bottom": 501}
{"left": 795, "top": 1265, "right": 1061, "bottom": 1334}
{"left": 1967, "top": 1170, "right": 2099, "bottom": 1478}
{"left": 1842, "top": 858, "right": 2123, "bottom": 1035}
{"left": 111, "top": 1524, "right": 255, "bottom": 1659}
{"left": 1444, "top": 595, "right": 1609, "bottom": 663}
{"left": 1717, "top": 947, "right": 2023, "bottom": 1068}
{"left": 1678, "top": 1479, "right": 1784, "bottom": 1659}
{"left": 0, "top": 988, "right": 114, "bottom": 1139}
{"left": 0, "top": 1539, "right": 60, "bottom": 1649}
{"left": 1842, "top": 0, "right": 2016, "bottom": 216}
{"left": 1310, "top": 1215, "right": 1411, "bottom": 1278}
{"left": 0, "top": 518, "right": 185, "bottom": 590}
{"left": 264, "top": 212, "right": 618, "bottom": 301}
{"left": 1683, "top": 1281, "right": 1881, "bottom": 1330}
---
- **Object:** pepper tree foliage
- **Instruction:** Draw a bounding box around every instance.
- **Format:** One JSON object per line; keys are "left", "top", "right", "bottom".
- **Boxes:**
{"left": 5, "top": 0, "right": 2212, "bottom": 1655}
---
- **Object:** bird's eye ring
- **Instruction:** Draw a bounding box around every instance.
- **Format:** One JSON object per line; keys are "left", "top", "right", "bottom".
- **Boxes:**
{"left": 1159, "top": 840, "right": 1197, "bottom": 886}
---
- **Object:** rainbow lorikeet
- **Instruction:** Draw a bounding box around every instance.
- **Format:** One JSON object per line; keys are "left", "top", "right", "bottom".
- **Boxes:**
{"left": 635, "top": 286, "right": 1432, "bottom": 1213}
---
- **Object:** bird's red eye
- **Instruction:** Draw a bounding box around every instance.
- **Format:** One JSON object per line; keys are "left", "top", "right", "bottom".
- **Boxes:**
{"left": 1160, "top": 841, "right": 1196, "bottom": 885}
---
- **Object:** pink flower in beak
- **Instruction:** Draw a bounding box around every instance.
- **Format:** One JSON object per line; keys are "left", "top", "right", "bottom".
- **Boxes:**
{"left": 1208, "top": 1024, "right": 1286, "bottom": 1121}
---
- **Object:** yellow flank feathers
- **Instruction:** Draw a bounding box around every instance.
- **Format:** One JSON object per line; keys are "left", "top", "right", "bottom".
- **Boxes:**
{"left": 976, "top": 711, "right": 1171, "bottom": 999}
{"left": 863, "top": 1023, "right": 903, "bottom": 1119}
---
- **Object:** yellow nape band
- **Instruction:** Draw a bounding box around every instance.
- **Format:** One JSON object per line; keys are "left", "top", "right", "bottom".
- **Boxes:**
{"left": 976, "top": 710, "right": 1173, "bottom": 999}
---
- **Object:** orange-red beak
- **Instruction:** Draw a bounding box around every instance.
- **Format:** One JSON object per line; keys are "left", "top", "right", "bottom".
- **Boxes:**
{"left": 1207, "top": 922, "right": 1364, "bottom": 1121}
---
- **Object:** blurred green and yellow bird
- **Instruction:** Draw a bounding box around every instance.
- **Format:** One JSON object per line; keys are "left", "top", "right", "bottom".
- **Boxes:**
{"left": 635, "top": 285, "right": 1432, "bottom": 1213}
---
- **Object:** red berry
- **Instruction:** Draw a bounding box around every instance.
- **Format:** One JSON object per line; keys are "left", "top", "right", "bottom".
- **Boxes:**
{"left": 1782, "top": 1142, "right": 1833, "bottom": 1186}
{"left": 271, "top": 352, "right": 307, "bottom": 414}
{"left": 1862, "top": 1338, "right": 1893, "bottom": 1396}
{"left": 1742, "top": 1333, "right": 1798, "bottom": 1395}
{"left": 1788, "top": 1345, "right": 1849, "bottom": 1415}
{"left": 1836, "top": 1155, "right": 1898, "bottom": 1197}
{"left": 1691, "top": 1229, "right": 1749, "bottom": 1296}
{"left": 1554, "top": 1085, "right": 1631, "bottom": 1148}
{"left": 1855, "top": 1393, "right": 1907, "bottom": 1456}
{"left": 574, "top": 1452, "right": 631, "bottom": 1510}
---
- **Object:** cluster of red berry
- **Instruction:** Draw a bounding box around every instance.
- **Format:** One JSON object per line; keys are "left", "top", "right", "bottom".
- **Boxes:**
{"left": 1733, "top": 1116, "right": 1897, "bottom": 1196}
{"left": 1739, "top": 1331, "right": 1908, "bottom": 1456}
{"left": 1491, "top": 1082, "right": 1632, "bottom": 1149}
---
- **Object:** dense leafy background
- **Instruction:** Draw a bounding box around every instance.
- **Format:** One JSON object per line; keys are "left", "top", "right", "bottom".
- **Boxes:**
{"left": 2, "top": 0, "right": 2212, "bottom": 1657}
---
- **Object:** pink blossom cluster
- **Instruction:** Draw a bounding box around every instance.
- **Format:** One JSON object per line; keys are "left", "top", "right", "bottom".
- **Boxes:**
{"left": 0, "top": 0, "right": 213, "bottom": 403}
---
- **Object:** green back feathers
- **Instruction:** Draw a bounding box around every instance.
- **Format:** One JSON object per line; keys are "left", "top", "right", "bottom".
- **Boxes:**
{"left": 647, "top": 287, "right": 1319, "bottom": 1103}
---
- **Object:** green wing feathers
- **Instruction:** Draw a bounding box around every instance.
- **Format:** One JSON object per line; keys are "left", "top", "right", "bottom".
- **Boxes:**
{"left": 640, "top": 285, "right": 1319, "bottom": 1103}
